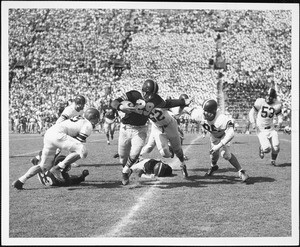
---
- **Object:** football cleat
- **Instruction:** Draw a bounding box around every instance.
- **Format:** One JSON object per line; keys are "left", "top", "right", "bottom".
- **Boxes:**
{"left": 205, "top": 165, "right": 219, "bottom": 176}
{"left": 31, "top": 157, "right": 39, "bottom": 166}
{"left": 239, "top": 170, "right": 249, "bottom": 182}
{"left": 183, "top": 155, "right": 189, "bottom": 161}
{"left": 107, "top": 140, "right": 110, "bottom": 145}
{"left": 12, "top": 180, "right": 24, "bottom": 190}
{"left": 122, "top": 170, "right": 132, "bottom": 185}
{"left": 113, "top": 153, "right": 119, "bottom": 158}
{"left": 259, "top": 146, "right": 264, "bottom": 159}
{"left": 82, "top": 170, "right": 89, "bottom": 178}
{"left": 180, "top": 162, "right": 188, "bottom": 178}
{"left": 271, "top": 160, "right": 276, "bottom": 166}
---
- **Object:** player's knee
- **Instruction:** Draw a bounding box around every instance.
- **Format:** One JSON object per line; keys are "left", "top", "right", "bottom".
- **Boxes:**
{"left": 40, "top": 163, "right": 52, "bottom": 173}
{"left": 272, "top": 145, "right": 280, "bottom": 154}
{"left": 221, "top": 150, "right": 232, "bottom": 160}
{"left": 159, "top": 147, "right": 171, "bottom": 158}
{"left": 119, "top": 157, "right": 126, "bottom": 166}
{"left": 262, "top": 146, "right": 271, "bottom": 153}
{"left": 76, "top": 145, "right": 88, "bottom": 159}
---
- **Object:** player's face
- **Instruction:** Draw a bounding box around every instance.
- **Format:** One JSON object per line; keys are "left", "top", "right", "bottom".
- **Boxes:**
{"left": 265, "top": 96, "right": 275, "bottom": 105}
{"left": 203, "top": 110, "right": 215, "bottom": 121}
{"left": 75, "top": 103, "right": 84, "bottom": 111}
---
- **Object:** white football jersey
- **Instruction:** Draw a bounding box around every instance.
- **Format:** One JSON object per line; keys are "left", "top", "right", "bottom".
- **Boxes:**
{"left": 57, "top": 103, "right": 84, "bottom": 124}
{"left": 52, "top": 116, "right": 93, "bottom": 138}
{"left": 149, "top": 107, "right": 176, "bottom": 127}
{"left": 254, "top": 98, "right": 282, "bottom": 129}
{"left": 202, "top": 110, "right": 234, "bottom": 139}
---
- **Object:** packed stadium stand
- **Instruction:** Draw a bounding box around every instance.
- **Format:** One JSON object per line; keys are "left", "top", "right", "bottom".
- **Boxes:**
{"left": 8, "top": 9, "right": 292, "bottom": 133}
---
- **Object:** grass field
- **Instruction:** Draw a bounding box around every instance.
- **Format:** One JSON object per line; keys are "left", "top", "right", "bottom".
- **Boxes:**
{"left": 3, "top": 130, "right": 299, "bottom": 245}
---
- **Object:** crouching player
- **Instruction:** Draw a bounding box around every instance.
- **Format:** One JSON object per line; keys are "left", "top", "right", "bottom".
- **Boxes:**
{"left": 12, "top": 108, "right": 100, "bottom": 190}
{"left": 35, "top": 155, "right": 89, "bottom": 187}
{"left": 201, "top": 99, "right": 249, "bottom": 182}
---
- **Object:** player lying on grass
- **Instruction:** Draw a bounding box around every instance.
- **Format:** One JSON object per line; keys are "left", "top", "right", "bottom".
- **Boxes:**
{"left": 128, "top": 158, "right": 173, "bottom": 180}
{"left": 33, "top": 154, "right": 89, "bottom": 187}
{"left": 12, "top": 108, "right": 100, "bottom": 190}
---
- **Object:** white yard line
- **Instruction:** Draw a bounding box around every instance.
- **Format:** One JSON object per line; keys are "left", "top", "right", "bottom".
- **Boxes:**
{"left": 97, "top": 135, "right": 202, "bottom": 238}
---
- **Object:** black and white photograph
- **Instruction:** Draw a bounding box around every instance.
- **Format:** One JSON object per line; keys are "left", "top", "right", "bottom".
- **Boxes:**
{"left": 2, "top": 1, "right": 299, "bottom": 246}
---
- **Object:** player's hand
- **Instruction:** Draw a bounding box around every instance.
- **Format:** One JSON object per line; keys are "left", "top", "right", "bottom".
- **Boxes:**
{"left": 209, "top": 143, "right": 223, "bottom": 155}
{"left": 184, "top": 98, "right": 192, "bottom": 106}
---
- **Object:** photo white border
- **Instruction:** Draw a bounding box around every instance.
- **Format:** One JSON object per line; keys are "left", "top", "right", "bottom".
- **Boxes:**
{"left": 2, "top": 1, "right": 299, "bottom": 246}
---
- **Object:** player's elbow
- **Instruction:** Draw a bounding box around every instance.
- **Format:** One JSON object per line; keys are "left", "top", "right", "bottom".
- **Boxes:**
{"left": 111, "top": 100, "right": 120, "bottom": 110}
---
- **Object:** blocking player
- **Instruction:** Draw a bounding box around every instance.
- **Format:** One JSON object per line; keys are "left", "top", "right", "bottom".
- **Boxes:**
{"left": 31, "top": 95, "right": 87, "bottom": 166}
{"left": 102, "top": 99, "right": 119, "bottom": 145}
{"left": 137, "top": 79, "right": 190, "bottom": 178}
{"left": 248, "top": 88, "right": 283, "bottom": 166}
{"left": 12, "top": 108, "right": 100, "bottom": 190}
{"left": 201, "top": 99, "right": 249, "bottom": 182}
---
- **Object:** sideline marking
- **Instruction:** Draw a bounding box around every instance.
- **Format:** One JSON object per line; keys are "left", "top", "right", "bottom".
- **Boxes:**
{"left": 97, "top": 135, "right": 202, "bottom": 237}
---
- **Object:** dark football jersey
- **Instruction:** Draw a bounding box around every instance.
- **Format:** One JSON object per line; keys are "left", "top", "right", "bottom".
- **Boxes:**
{"left": 118, "top": 90, "right": 148, "bottom": 126}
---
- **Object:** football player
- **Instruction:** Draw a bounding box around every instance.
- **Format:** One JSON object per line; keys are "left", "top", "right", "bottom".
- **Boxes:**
{"left": 137, "top": 79, "right": 190, "bottom": 178}
{"left": 111, "top": 90, "right": 149, "bottom": 185}
{"left": 31, "top": 95, "right": 87, "bottom": 166}
{"left": 56, "top": 95, "right": 86, "bottom": 124}
{"left": 249, "top": 88, "right": 283, "bottom": 166}
{"left": 129, "top": 158, "right": 173, "bottom": 179}
{"left": 102, "top": 99, "right": 119, "bottom": 145}
{"left": 34, "top": 155, "right": 89, "bottom": 187}
{"left": 170, "top": 93, "right": 192, "bottom": 145}
{"left": 201, "top": 99, "right": 249, "bottom": 182}
{"left": 12, "top": 108, "right": 100, "bottom": 190}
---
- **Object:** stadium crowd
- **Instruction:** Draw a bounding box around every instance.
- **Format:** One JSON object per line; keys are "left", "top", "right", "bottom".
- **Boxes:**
{"left": 8, "top": 8, "right": 292, "bottom": 133}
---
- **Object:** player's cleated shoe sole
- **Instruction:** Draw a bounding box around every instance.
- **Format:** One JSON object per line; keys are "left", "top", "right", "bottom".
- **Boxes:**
{"left": 205, "top": 165, "right": 219, "bottom": 176}
{"left": 271, "top": 161, "right": 276, "bottom": 166}
{"left": 180, "top": 164, "right": 188, "bottom": 178}
{"left": 12, "top": 180, "right": 24, "bottom": 190}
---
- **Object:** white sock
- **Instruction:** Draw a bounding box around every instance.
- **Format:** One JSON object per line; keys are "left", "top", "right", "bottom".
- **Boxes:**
{"left": 19, "top": 176, "right": 27, "bottom": 183}
{"left": 122, "top": 166, "right": 131, "bottom": 173}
